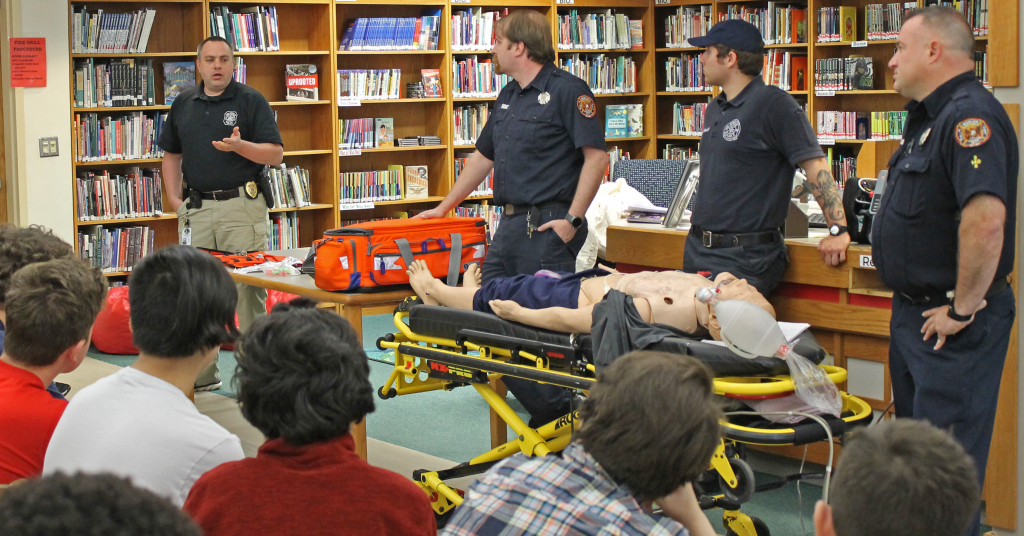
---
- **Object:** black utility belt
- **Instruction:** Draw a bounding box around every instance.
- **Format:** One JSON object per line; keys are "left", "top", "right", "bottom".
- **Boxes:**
{"left": 692, "top": 226, "right": 780, "bottom": 249}
{"left": 502, "top": 202, "right": 569, "bottom": 217}
{"left": 898, "top": 277, "right": 1009, "bottom": 306}
{"left": 195, "top": 187, "right": 242, "bottom": 201}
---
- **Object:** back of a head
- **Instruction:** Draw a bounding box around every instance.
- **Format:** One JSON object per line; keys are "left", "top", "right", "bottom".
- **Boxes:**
{"left": 128, "top": 246, "right": 238, "bottom": 358}
{"left": 577, "top": 351, "right": 722, "bottom": 501}
{"left": 0, "top": 472, "right": 201, "bottom": 536}
{"left": 0, "top": 225, "right": 74, "bottom": 309}
{"left": 905, "top": 6, "right": 975, "bottom": 58}
{"left": 830, "top": 419, "right": 980, "bottom": 536}
{"left": 495, "top": 10, "right": 555, "bottom": 65}
{"left": 236, "top": 298, "right": 375, "bottom": 446}
{"left": 4, "top": 259, "right": 106, "bottom": 367}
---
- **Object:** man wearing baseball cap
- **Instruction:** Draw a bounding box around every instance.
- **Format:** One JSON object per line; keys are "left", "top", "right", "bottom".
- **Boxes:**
{"left": 683, "top": 19, "right": 850, "bottom": 295}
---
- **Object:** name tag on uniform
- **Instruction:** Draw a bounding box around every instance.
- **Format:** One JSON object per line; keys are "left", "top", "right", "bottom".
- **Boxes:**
{"left": 180, "top": 227, "right": 192, "bottom": 246}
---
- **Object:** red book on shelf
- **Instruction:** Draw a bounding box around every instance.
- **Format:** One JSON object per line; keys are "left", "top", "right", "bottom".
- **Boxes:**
{"left": 791, "top": 56, "right": 808, "bottom": 92}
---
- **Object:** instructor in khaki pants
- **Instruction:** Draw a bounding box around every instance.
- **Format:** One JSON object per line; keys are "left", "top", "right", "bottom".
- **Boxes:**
{"left": 159, "top": 35, "right": 284, "bottom": 391}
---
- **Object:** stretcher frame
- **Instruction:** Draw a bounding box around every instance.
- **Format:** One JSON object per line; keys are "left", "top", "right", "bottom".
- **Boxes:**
{"left": 377, "top": 308, "right": 873, "bottom": 535}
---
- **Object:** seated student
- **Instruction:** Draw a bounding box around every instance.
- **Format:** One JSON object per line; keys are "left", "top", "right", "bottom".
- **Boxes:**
{"left": 44, "top": 246, "right": 245, "bottom": 507}
{"left": 183, "top": 299, "right": 436, "bottom": 536}
{"left": 407, "top": 260, "right": 774, "bottom": 338}
{"left": 0, "top": 260, "right": 106, "bottom": 484}
{"left": 0, "top": 472, "right": 201, "bottom": 536}
{"left": 442, "top": 351, "right": 720, "bottom": 536}
{"left": 0, "top": 224, "right": 77, "bottom": 399}
{"left": 814, "top": 419, "right": 980, "bottom": 536}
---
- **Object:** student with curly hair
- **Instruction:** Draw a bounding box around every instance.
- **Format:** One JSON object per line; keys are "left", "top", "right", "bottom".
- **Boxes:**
{"left": 0, "top": 472, "right": 201, "bottom": 536}
{"left": 183, "top": 298, "right": 436, "bottom": 536}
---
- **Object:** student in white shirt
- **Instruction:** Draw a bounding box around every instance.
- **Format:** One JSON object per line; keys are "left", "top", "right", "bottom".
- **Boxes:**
{"left": 44, "top": 246, "right": 244, "bottom": 507}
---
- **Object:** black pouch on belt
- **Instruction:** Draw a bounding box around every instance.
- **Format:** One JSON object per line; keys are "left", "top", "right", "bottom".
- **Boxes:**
{"left": 258, "top": 166, "right": 275, "bottom": 209}
{"left": 187, "top": 189, "right": 203, "bottom": 210}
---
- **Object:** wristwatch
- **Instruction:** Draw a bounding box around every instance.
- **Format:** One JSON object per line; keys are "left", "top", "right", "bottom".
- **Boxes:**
{"left": 946, "top": 297, "right": 975, "bottom": 323}
{"left": 828, "top": 224, "right": 849, "bottom": 237}
{"left": 564, "top": 213, "right": 584, "bottom": 229}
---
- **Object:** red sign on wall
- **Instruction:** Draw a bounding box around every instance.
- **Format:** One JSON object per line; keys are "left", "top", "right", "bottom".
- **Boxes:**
{"left": 10, "top": 38, "right": 46, "bottom": 88}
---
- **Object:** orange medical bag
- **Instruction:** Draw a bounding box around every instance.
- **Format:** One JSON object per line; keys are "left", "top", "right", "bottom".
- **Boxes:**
{"left": 311, "top": 217, "right": 488, "bottom": 291}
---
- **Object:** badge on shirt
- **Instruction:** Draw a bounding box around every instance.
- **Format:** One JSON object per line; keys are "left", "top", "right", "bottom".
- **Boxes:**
{"left": 955, "top": 118, "right": 990, "bottom": 147}
{"left": 723, "top": 119, "right": 742, "bottom": 142}
{"left": 538, "top": 92, "right": 551, "bottom": 105}
{"left": 244, "top": 181, "right": 259, "bottom": 199}
{"left": 223, "top": 111, "right": 238, "bottom": 126}
{"left": 577, "top": 95, "right": 596, "bottom": 118}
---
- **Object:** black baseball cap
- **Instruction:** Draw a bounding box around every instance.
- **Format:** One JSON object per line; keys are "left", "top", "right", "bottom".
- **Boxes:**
{"left": 688, "top": 19, "right": 764, "bottom": 53}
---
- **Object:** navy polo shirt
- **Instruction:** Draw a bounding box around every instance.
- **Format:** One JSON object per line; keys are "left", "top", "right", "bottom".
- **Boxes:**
{"left": 692, "top": 78, "right": 823, "bottom": 232}
{"left": 872, "top": 71, "right": 1018, "bottom": 296}
{"left": 476, "top": 62, "right": 606, "bottom": 207}
{"left": 158, "top": 80, "right": 283, "bottom": 192}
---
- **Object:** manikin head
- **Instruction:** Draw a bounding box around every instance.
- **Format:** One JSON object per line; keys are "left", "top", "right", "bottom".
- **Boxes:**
{"left": 706, "top": 272, "right": 776, "bottom": 341}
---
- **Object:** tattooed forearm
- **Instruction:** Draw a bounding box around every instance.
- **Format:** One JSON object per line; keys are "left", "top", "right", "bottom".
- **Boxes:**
{"left": 810, "top": 169, "right": 847, "bottom": 224}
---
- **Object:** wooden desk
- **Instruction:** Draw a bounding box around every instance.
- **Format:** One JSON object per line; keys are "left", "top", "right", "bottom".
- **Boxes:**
{"left": 605, "top": 223, "right": 1018, "bottom": 529}
{"left": 229, "top": 248, "right": 415, "bottom": 460}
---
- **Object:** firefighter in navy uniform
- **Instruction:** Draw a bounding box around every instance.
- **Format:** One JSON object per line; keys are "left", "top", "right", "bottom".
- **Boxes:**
{"left": 159, "top": 36, "right": 284, "bottom": 391}
{"left": 872, "top": 9, "right": 1017, "bottom": 536}
{"left": 416, "top": 10, "right": 607, "bottom": 428}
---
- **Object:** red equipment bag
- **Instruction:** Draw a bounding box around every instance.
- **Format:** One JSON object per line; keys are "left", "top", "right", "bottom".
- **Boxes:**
{"left": 311, "top": 217, "right": 487, "bottom": 291}
{"left": 92, "top": 286, "right": 139, "bottom": 355}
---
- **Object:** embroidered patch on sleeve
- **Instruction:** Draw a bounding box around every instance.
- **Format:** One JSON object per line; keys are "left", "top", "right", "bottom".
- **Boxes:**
{"left": 577, "top": 95, "right": 596, "bottom": 118}
{"left": 955, "top": 118, "right": 991, "bottom": 148}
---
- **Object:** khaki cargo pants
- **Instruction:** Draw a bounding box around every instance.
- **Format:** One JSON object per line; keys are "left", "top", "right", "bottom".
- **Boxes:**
{"left": 176, "top": 188, "right": 270, "bottom": 386}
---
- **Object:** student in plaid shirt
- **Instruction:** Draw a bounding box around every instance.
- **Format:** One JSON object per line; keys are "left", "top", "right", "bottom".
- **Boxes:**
{"left": 441, "top": 351, "right": 720, "bottom": 536}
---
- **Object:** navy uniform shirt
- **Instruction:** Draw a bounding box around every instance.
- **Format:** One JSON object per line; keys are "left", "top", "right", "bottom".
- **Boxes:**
{"left": 693, "top": 78, "right": 824, "bottom": 232}
{"left": 476, "top": 62, "right": 606, "bottom": 207}
{"left": 872, "top": 71, "right": 1018, "bottom": 296}
{"left": 158, "top": 80, "right": 283, "bottom": 192}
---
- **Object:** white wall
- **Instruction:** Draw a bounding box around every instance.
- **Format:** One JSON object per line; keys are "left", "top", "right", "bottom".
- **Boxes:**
{"left": 4, "top": 0, "right": 74, "bottom": 241}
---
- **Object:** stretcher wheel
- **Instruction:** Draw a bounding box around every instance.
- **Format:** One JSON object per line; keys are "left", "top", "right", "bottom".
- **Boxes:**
{"left": 726, "top": 516, "right": 770, "bottom": 536}
{"left": 376, "top": 334, "right": 395, "bottom": 351}
{"left": 377, "top": 386, "right": 397, "bottom": 400}
{"left": 719, "top": 457, "right": 755, "bottom": 504}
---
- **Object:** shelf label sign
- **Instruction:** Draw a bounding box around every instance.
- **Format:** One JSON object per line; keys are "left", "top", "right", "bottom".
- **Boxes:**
{"left": 10, "top": 38, "right": 46, "bottom": 88}
{"left": 818, "top": 137, "right": 836, "bottom": 146}
{"left": 452, "top": 0, "right": 471, "bottom": 3}
{"left": 655, "top": 0, "right": 671, "bottom": 4}
{"left": 859, "top": 255, "right": 875, "bottom": 269}
{"left": 815, "top": 89, "right": 836, "bottom": 97}
{"left": 338, "top": 97, "right": 361, "bottom": 107}
{"left": 851, "top": 40, "right": 868, "bottom": 48}
{"left": 556, "top": 0, "right": 575, "bottom": 4}
{"left": 340, "top": 202, "right": 375, "bottom": 211}
{"left": 338, "top": 149, "right": 362, "bottom": 157}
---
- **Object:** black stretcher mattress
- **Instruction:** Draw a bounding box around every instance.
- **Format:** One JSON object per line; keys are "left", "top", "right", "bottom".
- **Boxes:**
{"left": 407, "top": 305, "right": 826, "bottom": 377}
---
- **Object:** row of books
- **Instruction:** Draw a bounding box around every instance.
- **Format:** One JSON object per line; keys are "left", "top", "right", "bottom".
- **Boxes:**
{"left": 557, "top": 10, "right": 643, "bottom": 50}
{"left": 816, "top": 110, "right": 907, "bottom": 141}
{"left": 664, "top": 144, "right": 698, "bottom": 160}
{"left": 664, "top": 6, "right": 712, "bottom": 49}
{"left": 975, "top": 49, "right": 989, "bottom": 86}
{"left": 931, "top": 0, "right": 989, "bottom": 36}
{"left": 341, "top": 169, "right": 404, "bottom": 204}
{"left": 454, "top": 103, "right": 490, "bottom": 146}
{"left": 451, "top": 8, "right": 507, "bottom": 51}
{"left": 339, "top": 13, "right": 442, "bottom": 51}
{"left": 763, "top": 51, "right": 808, "bottom": 92}
{"left": 266, "top": 166, "right": 313, "bottom": 209}
{"left": 233, "top": 58, "right": 247, "bottom": 85}
{"left": 73, "top": 58, "right": 155, "bottom": 109}
{"left": 558, "top": 54, "right": 636, "bottom": 95}
{"left": 454, "top": 204, "right": 502, "bottom": 241}
{"left": 452, "top": 57, "right": 508, "bottom": 98}
{"left": 605, "top": 146, "right": 631, "bottom": 181}
{"left": 817, "top": 7, "right": 857, "bottom": 42}
{"left": 78, "top": 225, "right": 156, "bottom": 274}
{"left": 339, "top": 117, "right": 394, "bottom": 150}
{"left": 74, "top": 112, "right": 167, "bottom": 163}
{"left": 337, "top": 70, "right": 402, "bottom": 100}
{"left": 815, "top": 57, "right": 874, "bottom": 91}
{"left": 829, "top": 153, "right": 858, "bottom": 185}
{"left": 455, "top": 154, "right": 493, "bottom": 197}
{"left": 864, "top": 3, "right": 919, "bottom": 40}
{"left": 269, "top": 213, "right": 301, "bottom": 251}
{"left": 719, "top": 4, "right": 807, "bottom": 46}
{"left": 76, "top": 168, "right": 164, "bottom": 222}
{"left": 209, "top": 6, "right": 280, "bottom": 53}
{"left": 671, "top": 102, "right": 709, "bottom": 136}
{"left": 665, "top": 54, "right": 709, "bottom": 92}
{"left": 605, "top": 104, "right": 643, "bottom": 138}
{"left": 71, "top": 7, "right": 156, "bottom": 54}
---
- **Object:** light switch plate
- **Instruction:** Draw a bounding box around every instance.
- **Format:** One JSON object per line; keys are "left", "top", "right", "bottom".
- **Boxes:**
{"left": 39, "top": 137, "right": 58, "bottom": 157}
